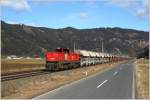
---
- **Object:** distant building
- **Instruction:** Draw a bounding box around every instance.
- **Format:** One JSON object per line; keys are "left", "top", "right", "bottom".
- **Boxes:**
{"left": 6, "top": 55, "right": 24, "bottom": 59}
{"left": 7, "top": 56, "right": 12, "bottom": 59}
{"left": 6, "top": 55, "right": 17, "bottom": 59}
{"left": 26, "top": 57, "right": 31, "bottom": 59}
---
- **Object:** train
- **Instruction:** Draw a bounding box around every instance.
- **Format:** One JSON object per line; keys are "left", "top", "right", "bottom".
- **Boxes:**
{"left": 45, "top": 48, "right": 129, "bottom": 71}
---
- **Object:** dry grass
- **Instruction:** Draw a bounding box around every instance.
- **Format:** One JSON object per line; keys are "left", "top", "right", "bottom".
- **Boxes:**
{"left": 134, "top": 59, "right": 149, "bottom": 99}
{"left": 1, "top": 59, "right": 45, "bottom": 74}
{"left": 1, "top": 61, "right": 123, "bottom": 99}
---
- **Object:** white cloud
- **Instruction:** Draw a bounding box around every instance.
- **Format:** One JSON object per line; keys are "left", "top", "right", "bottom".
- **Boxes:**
{"left": 106, "top": 0, "right": 137, "bottom": 7}
{"left": 25, "top": 22, "right": 41, "bottom": 27}
{"left": 67, "top": 12, "right": 89, "bottom": 20}
{"left": 136, "top": 0, "right": 149, "bottom": 17}
{"left": 0, "top": 0, "right": 30, "bottom": 11}
{"left": 4, "top": 20, "right": 41, "bottom": 27}
{"left": 32, "top": 0, "right": 55, "bottom": 5}
{"left": 4, "top": 20, "right": 18, "bottom": 24}
{"left": 31, "top": 0, "right": 72, "bottom": 5}
{"left": 79, "top": 12, "right": 88, "bottom": 18}
{"left": 105, "top": 0, "right": 149, "bottom": 18}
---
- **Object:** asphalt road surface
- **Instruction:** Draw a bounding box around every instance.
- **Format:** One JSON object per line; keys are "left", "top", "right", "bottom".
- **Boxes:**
{"left": 33, "top": 61, "right": 134, "bottom": 99}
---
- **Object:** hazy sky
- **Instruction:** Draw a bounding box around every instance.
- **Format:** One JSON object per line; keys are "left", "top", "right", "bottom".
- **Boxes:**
{"left": 1, "top": 0, "right": 149, "bottom": 31}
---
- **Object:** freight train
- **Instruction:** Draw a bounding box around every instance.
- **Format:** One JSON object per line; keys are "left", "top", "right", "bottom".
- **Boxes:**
{"left": 45, "top": 48, "right": 129, "bottom": 71}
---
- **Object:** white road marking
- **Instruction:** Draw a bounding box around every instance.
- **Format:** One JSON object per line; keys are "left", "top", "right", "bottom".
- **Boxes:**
{"left": 132, "top": 66, "right": 135, "bottom": 99}
{"left": 96, "top": 80, "right": 108, "bottom": 88}
{"left": 113, "top": 71, "right": 118, "bottom": 76}
{"left": 85, "top": 72, "right": 87, "bottom": 76}
{"left": 120, "top": 67, "right": 122, "bottom": 70}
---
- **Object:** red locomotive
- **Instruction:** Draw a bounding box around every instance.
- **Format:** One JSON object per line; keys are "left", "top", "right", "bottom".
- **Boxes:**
{"left": 45, "top": 48, "right": 80, "bottom": 71}
{"left": 45, "top": 48, "right": 130, "bottom": 71}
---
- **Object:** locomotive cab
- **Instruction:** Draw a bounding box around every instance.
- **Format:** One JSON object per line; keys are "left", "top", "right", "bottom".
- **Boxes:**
{"left": 55, "top": 48, "right": 69, "bottom": 53}
{"left": 45, "top": 48, "right": 80, "bottom": 71}
{"left": 56, "top": 48, "right": 70, "bottom": 61}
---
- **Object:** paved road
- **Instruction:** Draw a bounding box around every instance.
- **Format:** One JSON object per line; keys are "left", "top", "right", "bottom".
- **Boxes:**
{"left": 33, "top": 61, "right": 134, "bottom": 99}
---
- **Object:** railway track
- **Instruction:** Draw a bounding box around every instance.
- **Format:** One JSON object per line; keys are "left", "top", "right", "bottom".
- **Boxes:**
{"left": 1, "top": 70, "right": 50, "bottom": 82}
{"left": 1, "top": 61, "right": 127, "bottom": 82}
{"left": 1, "top": 65, "right": 84, "bottom": 82}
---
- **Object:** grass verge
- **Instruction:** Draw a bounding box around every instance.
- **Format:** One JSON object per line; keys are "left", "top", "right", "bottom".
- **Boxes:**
{"left": 134, "top": 59, "right": 149, "bottom": 99}
{"left": 1, "top": 59, "right": 45, "bottom": 74}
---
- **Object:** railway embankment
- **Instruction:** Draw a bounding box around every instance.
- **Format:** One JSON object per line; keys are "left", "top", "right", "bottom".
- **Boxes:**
{"left": 134, "top": 59, "right": 149, "bottom": 99}
{"left": 2, "top": 61, "right": 124, "bottom": 99}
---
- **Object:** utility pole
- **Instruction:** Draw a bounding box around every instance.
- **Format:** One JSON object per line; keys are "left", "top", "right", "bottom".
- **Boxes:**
{"left": 74, "top": 41, "right": 76, "bottom": 52}
{"left": 101, "top": 39, "right": 104, "bottom": 53}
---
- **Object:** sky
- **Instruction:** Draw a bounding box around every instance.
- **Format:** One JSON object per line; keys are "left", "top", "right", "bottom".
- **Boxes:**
{"left": 1, "top": 0, "right": 149, "bottom": 31}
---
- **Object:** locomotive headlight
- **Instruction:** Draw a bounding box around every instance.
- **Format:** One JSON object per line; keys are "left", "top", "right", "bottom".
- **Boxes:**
{"left": 50, "top": 58, "right": 55, "bottom": 60}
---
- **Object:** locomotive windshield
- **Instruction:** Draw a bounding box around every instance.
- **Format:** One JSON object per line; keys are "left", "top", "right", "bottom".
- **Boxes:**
{"left": 55, "top": 48, "right": 63, "bottom": 52}
{"left": 55, "top": 48, "right": 70, "bottom": 54}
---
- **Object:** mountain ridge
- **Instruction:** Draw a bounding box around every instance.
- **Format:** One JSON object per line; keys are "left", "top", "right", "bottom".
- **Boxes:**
{"left": 1, "top": 20, "right": 149, "bottom": 57}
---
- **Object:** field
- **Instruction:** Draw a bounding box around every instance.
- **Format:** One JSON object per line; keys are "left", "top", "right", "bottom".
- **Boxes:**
{"left": 134, "top": 59, "right": 149, "bottom": 99}
{"left": 1, "top": 59, "right": 45, "bottom": 74}
{"left": 1, "top": 60, "right": 124, "bottom": 99}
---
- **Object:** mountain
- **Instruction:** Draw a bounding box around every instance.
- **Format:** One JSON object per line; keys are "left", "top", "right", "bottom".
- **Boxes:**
{"left": 137, "top": 46, "right": 149, "bottom": 59}
{"left": 1, "top": 21, "right": 149, "bottom": 57}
